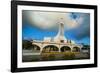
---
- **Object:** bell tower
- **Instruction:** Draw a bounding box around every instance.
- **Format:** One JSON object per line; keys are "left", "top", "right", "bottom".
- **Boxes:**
{"left": 54, "top": 18, "right": 67, "bottom": 43}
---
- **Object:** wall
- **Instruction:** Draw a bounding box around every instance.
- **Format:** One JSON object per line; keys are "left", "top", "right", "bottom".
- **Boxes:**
{"left": 0, "top": 0, "right": 99, "bottom": 73}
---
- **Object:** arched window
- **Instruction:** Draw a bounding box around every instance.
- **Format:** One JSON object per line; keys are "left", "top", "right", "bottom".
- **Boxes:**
{"left": 60, "top": 46, "right": 71, "bottom": 52}
{"left": 72, "top": 47, "right": 80, "bottom": 52}
{"left": 42, "top": 45, "right": 59, "bottom": 53}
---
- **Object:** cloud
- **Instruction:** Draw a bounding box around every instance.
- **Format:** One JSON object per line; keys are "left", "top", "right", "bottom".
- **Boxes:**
{"left": 22, "top": 10, "right": 81, "bottom": 30}
{"left": 67, "top": 13, "right": 90, "bottom": 40}
{"left": 23, "top": 10, "right": 90, "bottom": 40}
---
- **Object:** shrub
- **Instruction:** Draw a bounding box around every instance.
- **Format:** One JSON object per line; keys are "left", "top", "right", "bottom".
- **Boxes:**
{"left": 41, "top": 52, "right": 56, "bottom": 61}
{"left": 62, "top": 52, "right": 75, "bottom": 60}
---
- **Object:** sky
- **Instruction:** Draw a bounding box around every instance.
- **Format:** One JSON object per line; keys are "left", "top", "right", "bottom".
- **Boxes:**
{"left": 22, "top": 10, "right": 90, "bottom": 45}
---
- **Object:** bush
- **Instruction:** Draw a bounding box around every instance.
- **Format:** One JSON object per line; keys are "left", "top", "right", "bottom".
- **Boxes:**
{"left": 62, "top": 52, "right": 75, "bottom": 60}
{"left": 41, "top": 52, "right": 56, "bottom": 61}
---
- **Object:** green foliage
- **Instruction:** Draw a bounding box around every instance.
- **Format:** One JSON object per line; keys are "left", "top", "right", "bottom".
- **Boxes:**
{"left": 22, "top": 40, "right": 32, "bottom": 49}
{"left": 41, "top": 52, "right": 56, "bottom": 61}
{"left": 40, "top": 52, "right": 76, "bottom": 61}
{"left": 62, "top": 52, "right": 75, "bottom": 60}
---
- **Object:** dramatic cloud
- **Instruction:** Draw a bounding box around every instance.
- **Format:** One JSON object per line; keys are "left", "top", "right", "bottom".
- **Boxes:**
{"left": 67, "top": 13, "right": 90, "bottom": 40}
{"left": 22, "top": 10, "right": 81, "bottom": 30}
{"left": 22, "top": 10, "right": 90, "bottom": 40}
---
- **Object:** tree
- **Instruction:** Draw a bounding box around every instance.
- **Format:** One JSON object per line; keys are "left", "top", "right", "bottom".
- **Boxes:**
{"left": 22, "top": 40, "right": 32, "bottom": 49}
